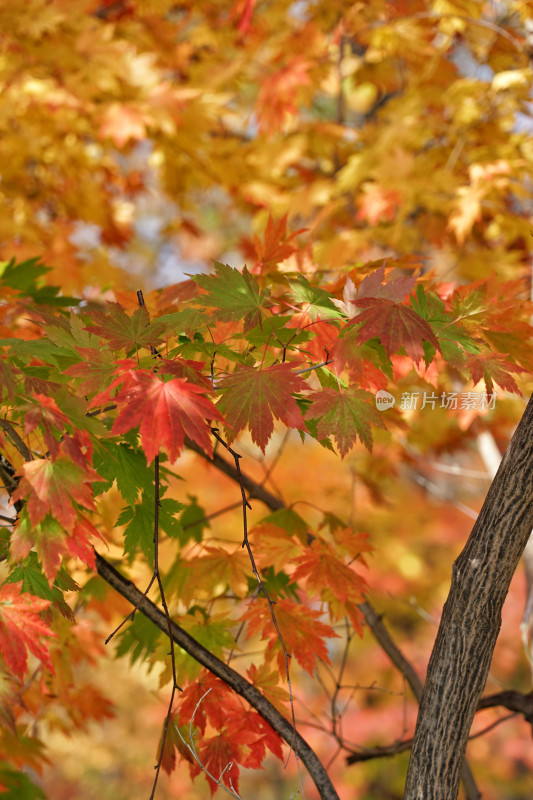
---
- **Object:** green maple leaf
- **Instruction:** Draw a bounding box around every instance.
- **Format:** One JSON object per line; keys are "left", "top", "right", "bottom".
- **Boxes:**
{"left": 93, "top": 441, "right": 154, "bottom": 506}
{"left": 410, "top": 285, "right": 481, "bottom": 365}
{"left": 6, "top": 553, "right": 76, "bottom": 621}
{"left": 288, "top": 275, "right": 343, "bottom": 321}
{"left": 117, "top": 494, "right": 183, "bottom": 561}
{"left": 84, "top": 303, "right": 166, "bottom": 351}
{"left": 0, "top": 764, "right": 47, "bottom": 799}
{"left": 217, "top": 362, "right": 308, "bottom": 452}
{"left": 115, "top": 613, "right": 162, "bottom": 669}
{"left": 193, "top": 262, "right": 270, "bottom": 331}
{"left": 0, "top": 256, "right": 50, "bottom": 292}
{"left": 179, "top": 494, "right": 210, "bottom": 544}
{"left": 306, "top": 387, "right": 386, "bottom": 456}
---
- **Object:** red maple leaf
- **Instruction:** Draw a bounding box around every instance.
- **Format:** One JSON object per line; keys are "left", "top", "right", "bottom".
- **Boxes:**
{"left": 354, "top": 267, "right": 416, "bottom": 304}
{"left": 178, "top": 673, "right": 243, "bottom": 735}
{"left": 354, "top": 296, "right": 440, "bottom": 362}
{"left": 177, "top": 672, "right": 282, "bottom": 793}
{"left": 107, "top": 368, "right": 223, "bottom": 463}
{"left": 11, "top": 456, "right": 101, "bottom": 531}
{"left": 23, "top": 394, "right": 69, "bottom": 457}
{"left": 158, "top": 712, "right": 194, "bottom": 775}
{"left": 331, "top": 327, "right": 389, "bottom": 390}
{"left": 217, "top": 362, "right": 307, "bottom": 452}
{"left": 11, "top": 510, "right": 104, "bottom": 585}
{"left": 195, "top": 730, "right": 242, "bottom": 795}
{"left": 0, "top": 582, "right": 56, "bottom": 680}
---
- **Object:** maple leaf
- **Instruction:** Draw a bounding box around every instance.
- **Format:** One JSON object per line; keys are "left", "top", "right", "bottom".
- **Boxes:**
{"left": 217, "top": 362, "right": 307, "bottom": 452}
{"left": 292, "top": 539, "right": 368, "bottom": 632}
{"left": 98, "top": 102, "right": 150, "bottom": 147}
{"left": 331, "top": 326, "right": 390, "bottom": 390}
{"left": 84, "top": 303, "right": 165, "bottom": 351}
{"left": 108, "top": 369, "right": 223, "bottom": 463}
{"left": 246, "top": 662, "right": 290, "bottom": 714}
{"left": 331, "top": 276, "right": 358, "bottom": 317}
{"left": 246, "top": 214, "right": 304, "bottom": 274}
{"left": 249, "top": 522, "right": 303, "bottom": 573}
{"left": 242, "top": 598, "right": 338, "bottom": 676}
{"left": 157, "top": 356, "right": 212, "bottom": 389}
{"left": 176, "top": 547, "right": 250, "bottom": 605}
{"left": 256, "top": 56, "right": 311, "bottom": 133}
{"left": 0, "top": 582, "right": 56, "bottom": 680}
{"left": 64, "top": 347, "right": 116, "bottom": 395}
{"left": 158, "top": 712, "right": 193, "bottom": 775}
{"left": 11, "top": 456, "right": 101, "bottom": 531}
{"left": 306, "top": 387, "right": 386, "bottom": 456}
{"left": 356, "top": 266, "right": 417, "bottom": 303}
{"left": 193, "top": 262, "right": 271, "bottom": 332}
{"left": 195, "top": 731, "right": 242, "bottom": 795}
{"left": 465, "top": 352, "right": 526, "bottom": 395}
{"left": 288, "top": 274, "right": 343, "bottom": 321}
{"left": 11, "top": 511, "right": 104, "bottom": 584}
{"left": 354, "top": 297, "right": 440, "bottom": 363}
{"left": 178, "top": 672, "right": 243, "bottom": 735}
{"left": 178, "top": 673, "right": 282, "bottom": 793}
{"left": 356, "top": 183, "right": 401, "bottom": 224}
{"left": 23, "top": 393, "right": 69, "bottom": 456}
{"left": 238, "top": 710, "right": 284, "bottom": 768}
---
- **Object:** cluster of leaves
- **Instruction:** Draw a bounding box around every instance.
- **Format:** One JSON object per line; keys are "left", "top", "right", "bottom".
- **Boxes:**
{"left": 1, "top": 1, "right": 533, "bottom": 293}
{"left": 1, "top": 249, "right": 533, "bottom": 796}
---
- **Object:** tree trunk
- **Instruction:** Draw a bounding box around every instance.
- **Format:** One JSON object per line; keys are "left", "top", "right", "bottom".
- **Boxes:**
{"left": 404, "top": 395, "right": 533, "bottom": 799}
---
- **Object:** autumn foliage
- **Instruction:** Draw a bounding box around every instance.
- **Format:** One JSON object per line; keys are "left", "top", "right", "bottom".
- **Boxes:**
{"left": 2, "top": 2, "right": 533, "bottom": 799}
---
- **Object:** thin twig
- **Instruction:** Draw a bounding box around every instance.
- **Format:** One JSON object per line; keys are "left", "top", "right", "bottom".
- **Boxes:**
{"left": 209, "top": 428, "right": 301, "bottom": 774}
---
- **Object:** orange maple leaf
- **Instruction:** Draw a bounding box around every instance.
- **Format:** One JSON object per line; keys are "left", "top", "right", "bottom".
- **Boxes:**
{"left": 245, "top": 214, "right": 304, "bottom": 274}
{"left": 98, "top": 103, "right": 150, "bottom": 148}
{"left": 356, "top": 183, "right": 401, "bottom": 225}
{"left": 242, "top": 598, "right": 338, "bottom": 675}
{"left": 0, "top": 582, "right": 56, "bottom": 680}
{"left": 292, "top": 538, "right": 368, "bottom": 632}
{"left": 466, "top": 352, "right": 526, "bottom": 395}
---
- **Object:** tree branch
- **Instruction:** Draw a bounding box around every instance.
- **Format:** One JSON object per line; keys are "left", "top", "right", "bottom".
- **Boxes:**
{"left": 95, "top": 553, "right": 340, "bottom": 800}
{"left": 477, "top": 690, "right": 533, "bottom": 730}
{"left": 346, "top": 691, "right": 533, "bottom": 766}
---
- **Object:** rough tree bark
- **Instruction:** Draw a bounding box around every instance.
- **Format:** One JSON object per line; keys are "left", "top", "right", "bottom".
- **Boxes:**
{"left": 404, "top": 395, "right": 533, "bottom": 799}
